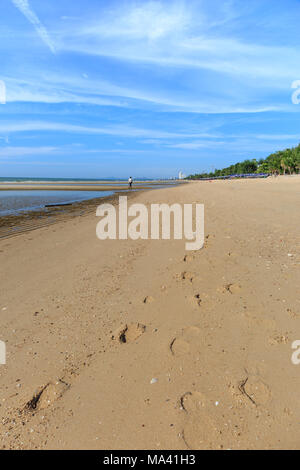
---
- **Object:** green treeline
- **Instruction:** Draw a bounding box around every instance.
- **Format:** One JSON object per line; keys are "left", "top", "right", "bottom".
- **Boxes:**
{"left": 187, "top": 143, "right": 300, "bottom": 179}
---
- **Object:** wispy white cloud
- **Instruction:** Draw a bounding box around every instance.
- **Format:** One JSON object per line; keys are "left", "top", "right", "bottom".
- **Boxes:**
{"left": 0, "top": 145, "right": 177, "bottom": 160}
{"left": 0, "top": 120, "right": 220, "bottom": 139}
{"left": 3, "top": 73, "right": 282, "bottom": 114}
{"left": 0, "top": 146, "right": 58, "bottom": 158}
{"left": 255, "top": 134, "right": 300, "bottom": 141}
{"left": 57, "top": 1, "right": 300, "bottom": 83}
{"left": 2, "top": 121, "right": 300, "bottom": 149}
{"left": 82, "top": 1, "right": 191, "bottom": 40}
{"left": 11, "top": 0, "right": 55, "bottom": 53}
{"left": 4, "top": 1, "right": 297, "bottom": 113}
{"left": 167, "top": 141, "right": 226, "bottom": 150}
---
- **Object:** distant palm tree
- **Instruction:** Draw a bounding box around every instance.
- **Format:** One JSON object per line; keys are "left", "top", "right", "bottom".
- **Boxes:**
{"left": 281, "top": 158, "right": 287, "bottom": 175}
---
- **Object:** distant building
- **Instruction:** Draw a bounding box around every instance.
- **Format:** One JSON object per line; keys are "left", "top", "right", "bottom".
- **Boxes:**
{"left": 178, "top": 171, "right": 185, "bottom": 180}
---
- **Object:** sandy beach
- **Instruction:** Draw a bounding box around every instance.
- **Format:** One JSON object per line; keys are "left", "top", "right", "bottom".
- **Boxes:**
{"left": 1, "top": 177, "right": 300, "bottom": 450}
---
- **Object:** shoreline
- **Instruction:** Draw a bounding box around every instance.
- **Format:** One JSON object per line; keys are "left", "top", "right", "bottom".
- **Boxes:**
{"left": 0, "top": 182, "right": 185, "bottom": 239}
{"left": 0, "top": 181, "right": 181, "bottom": 191}
{"left": 0, "top": 188, "right": 144, "bottom": 240}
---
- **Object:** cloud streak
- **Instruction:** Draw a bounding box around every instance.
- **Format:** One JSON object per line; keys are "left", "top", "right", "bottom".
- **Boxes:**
{"left": 59, "top": 1, "right": 300, "bottom": 83}
{"left": 0, "top": 146, "right": 58, "bottom": 158}
{"left": 11, "top": 0, "right": 55, "bottom": 53}
{"left": 0, "top": 120, "right": 219, "bottom": 139}
{"left": 2, "top": 73, "right": 283, "bottom": 114}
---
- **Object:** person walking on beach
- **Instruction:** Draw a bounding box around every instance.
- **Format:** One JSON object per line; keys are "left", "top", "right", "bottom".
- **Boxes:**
{"left": 128, "top": 176, "right": 133, "bottom": 189}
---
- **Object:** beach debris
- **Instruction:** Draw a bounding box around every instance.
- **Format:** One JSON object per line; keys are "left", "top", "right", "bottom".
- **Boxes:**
{"left": 45, "top": 203, "right": 72, "bottom": 208}
{"left": 112, "top": 323, "right": 146, "bottom": 344}
{"left": 150, "top": 378, "right": 158, "bottom": 384}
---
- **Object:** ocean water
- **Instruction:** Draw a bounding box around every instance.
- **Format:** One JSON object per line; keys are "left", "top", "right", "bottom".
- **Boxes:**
{"left": 0, "top": 177, "right": 158, "bottom": 182}
{"left": 0, "top": 177, "right": 125, "bottom": 182}
{"left": 0, "top": 190, "right": 114, "bottom": 216}
{"left": 0, "top": 178, "right": 179, "bottom": 216}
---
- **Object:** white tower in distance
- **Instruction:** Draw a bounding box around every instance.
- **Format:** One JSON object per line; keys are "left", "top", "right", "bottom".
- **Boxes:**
{"left": 178, "top": 171, "right": 185, "bottom": 180}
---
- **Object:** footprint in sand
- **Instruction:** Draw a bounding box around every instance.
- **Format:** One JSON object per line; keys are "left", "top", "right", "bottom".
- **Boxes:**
{"left": 204, "top": 234, "right": 211, "bottom": 248}
{"left": 180, "top": 391, "right": 207, "bottom": 413}
{"left": 26, "top": 379, "right": 69, "bottom": 412}
{"left": 170, "top": 326, "right": 202, "bottom": 357}
{"left": 222, "top": 283, "right": 242, "bottom": 294}
{"left": 180, "top": 391, "right": 244, "bottom": 449}
{"left": 268, "top": 332, "right": 289, "bottom": 346}
{"left": 112, "top": 323, "right": 146, "bottom": 344}
{"left": 190, "top": 294, "right": 201, "bottom": 307}
{"left": 180, "top": 391, "right": 217, "bottom": 449}
{"left": 287, "top": 308, "right": 300, "bottom": 319}
{"left": 239, "top": 375, "right": 271, "bottom": 406}
{"left": 176, "top": 272, "right": 195, "bottom": 283}
{"left": 183, "top": 254, "right": 195, "bottom": 263}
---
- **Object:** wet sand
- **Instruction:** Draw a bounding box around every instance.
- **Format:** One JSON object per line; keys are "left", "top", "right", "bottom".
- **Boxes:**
{"left": 0, "top": 191, "right": 133, "bottom": 240}
{"left": 1, "top": 176, "right": 300, "bottom": 449}
{"left": 0, "top": 180, "right": 178, "bottom": 191}
{"left": 0, "top": 181, "right": 180, "bottom": 239}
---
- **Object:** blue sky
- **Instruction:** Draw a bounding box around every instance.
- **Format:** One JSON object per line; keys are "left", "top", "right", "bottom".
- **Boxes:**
{"left": 1, "top": 0, "right": 300, "bottom": 178}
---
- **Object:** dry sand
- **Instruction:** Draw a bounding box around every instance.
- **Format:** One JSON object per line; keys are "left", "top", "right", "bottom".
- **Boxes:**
{"left": 0, "top": 177, "right": 300, "bottom": 450}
